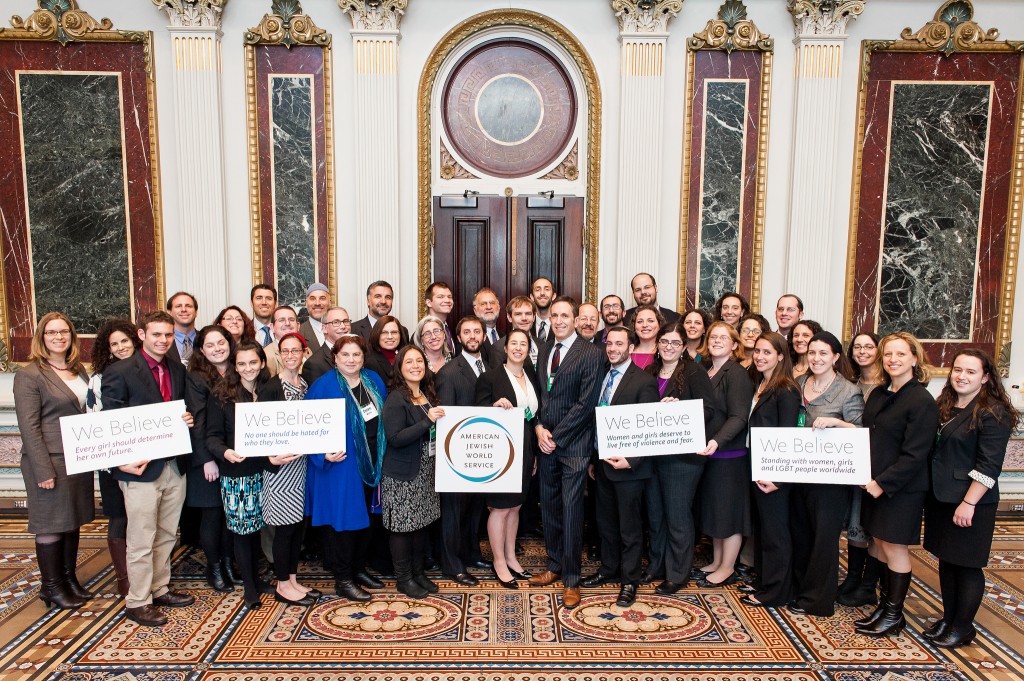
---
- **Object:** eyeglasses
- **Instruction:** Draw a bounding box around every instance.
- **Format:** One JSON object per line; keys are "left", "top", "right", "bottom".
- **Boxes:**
{"left": 421, "top": 329, "right": 444, "bottom": 339}
{"left": 777, "top": 307, "right": 799, "bottom": 313}
{"left": 601, "top": 303, "right": 622, "bottom": 311}
{"left": 221, "top": 316, "right": 243, "bottom": 323}
{"left": 657, "top": 339, "right": 683, "bottom": 348}
{"left": 44, "top": 329, "right": 71, "bottom": 338}
{"left": 740, "top": 327, "right": 762, "bottom": 336}
{"left": 280, "top": 348, "right": 305, "bottom": 356}
{"left": 324, "top": 319, "right": 351, "bottom": 328}
{"left": 852, "top": 344, "right": 876, "bottom": 351}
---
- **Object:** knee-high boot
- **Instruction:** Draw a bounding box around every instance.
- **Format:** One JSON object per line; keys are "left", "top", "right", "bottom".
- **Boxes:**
{"left": 857, "top": 569, "right": 911, "bottom": 637}
{"left": 107, "top": 537, "right": 130, "bottom": 596}
{"left": 37, "top": 540, "right": 84, "bottom": 609}
{"left": 63, "top": 531, "right": 94, "bottom": 600}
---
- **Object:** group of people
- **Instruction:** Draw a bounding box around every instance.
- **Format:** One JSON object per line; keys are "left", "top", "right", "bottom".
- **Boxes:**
{"left": 14, "top": 273, "right": 1017, "bottom": 650}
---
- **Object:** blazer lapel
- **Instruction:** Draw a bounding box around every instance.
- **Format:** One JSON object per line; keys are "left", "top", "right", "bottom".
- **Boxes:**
{"left": 610, "top": 365, "right": 638, "bottom": 406}
{"left": 39, "top": 364, "right": 81, "bottom": 404}
{"left": 943, "top": 397, "right": 976, "bottom": 437}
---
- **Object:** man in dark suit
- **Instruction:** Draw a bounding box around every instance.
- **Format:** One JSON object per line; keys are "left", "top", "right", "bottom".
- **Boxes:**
{"left": 531, "top": 277, "right": 555, "bottom": 343}
{"left": 580, "top": 327, "right": 660, "bottom": 607}
{"left": 299, "top": 283, "right": 331, "bottom": 349}
{"left": 352, "top": 280, "right": 409, "bottom": 340}
{"left": 251, "top": 283, "right": 278, "bottom": 347}
{"left": 165, "top": 291, "right": 198, "bottom": 366}
{"left": 436, "top": 315, "right": 490, "bottom": 585}
{"left": 472, "top": 287, "right": 502, "bottom": 364}
{"left": 596, "top": 295, "right": 625, "bottom": 347}
{"left": 623, "top": 273, "right": 679, "bottom": 328}
{"left": 103, "top": 311, "right": 195, "bottom": 627}
{"left": 425, "top": 281, "right": 458, "bottom": 356}
{"left": 301, "top": 306, "right": 352, "bottom": 385}
{"left": 528, "top": 297, "right": 604, "bottom": 609}
{"left": 491, "top": 296, "right": 549, "bottom": 370}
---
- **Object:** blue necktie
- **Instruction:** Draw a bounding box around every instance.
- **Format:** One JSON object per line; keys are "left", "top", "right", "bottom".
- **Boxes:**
{"left": 261, "top": 326, "right": 272, "bottom": 347}
{"left": 600, "top": 368, "right": 619, "bottom": 406}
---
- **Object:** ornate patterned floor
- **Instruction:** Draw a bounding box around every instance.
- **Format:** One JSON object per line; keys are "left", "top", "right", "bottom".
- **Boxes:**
{"left": 2, "top": 518, "right": 1024, "bottom": 680}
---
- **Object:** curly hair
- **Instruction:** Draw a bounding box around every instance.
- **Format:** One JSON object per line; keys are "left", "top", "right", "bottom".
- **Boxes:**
{"left": 90, "top": 318, "right": 140, "bottom": 375}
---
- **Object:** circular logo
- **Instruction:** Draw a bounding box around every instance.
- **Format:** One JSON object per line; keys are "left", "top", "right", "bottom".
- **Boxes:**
{"left": 443, "top": 416, "right": 516, "bottom": 483}
{"left": 475, "top": 74, "right": 545, "bottom": 146}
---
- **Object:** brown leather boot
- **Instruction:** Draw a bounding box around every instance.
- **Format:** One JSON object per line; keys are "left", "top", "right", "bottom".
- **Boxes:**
{"left": 107, "top": 538, "right": 130, "bottom": 597}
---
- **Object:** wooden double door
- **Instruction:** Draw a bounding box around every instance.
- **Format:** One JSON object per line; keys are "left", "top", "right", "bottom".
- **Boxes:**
{"left": 433, "top": 194, "right": 584, "bottom": 335}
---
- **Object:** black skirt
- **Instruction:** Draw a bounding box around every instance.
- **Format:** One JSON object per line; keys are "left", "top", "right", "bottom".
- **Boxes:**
{"left": 699, "top": 455, "right": 752, "bottom": 538}
{"left": 862, "top": 489, "right": 926, "bottom": 545}
{"left": 98, "top": 470, "right": 126, "bottom": 519}
{"left": 923, "top": 497, "right": 997, "bottom": 569}
{"left": 185, "top": 463, "right": 222, "bottom": 508}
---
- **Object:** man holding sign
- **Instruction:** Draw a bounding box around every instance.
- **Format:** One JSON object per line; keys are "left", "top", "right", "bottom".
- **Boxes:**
{"left": 582, "top": 327, "right": 660, "bottom": 607}
{"left": 102, "top": 311, "right": 195, "bottom": 628}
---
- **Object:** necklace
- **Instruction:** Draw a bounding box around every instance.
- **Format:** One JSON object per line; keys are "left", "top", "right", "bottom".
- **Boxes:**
{"left": 809, "top": 372, "right": 836, "bottom": 395}
{"left": 507, "top": 366, "right": 525, "bottom": 378}
{"left": 45, "top": 359, "right": 69, "bottom": 371}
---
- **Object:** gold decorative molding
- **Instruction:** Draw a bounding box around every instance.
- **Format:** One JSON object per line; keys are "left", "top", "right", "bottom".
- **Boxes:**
{"left": 417, "top": 10, "right": 602, "bottom": 316}
{"left": 787, "top": 0, "right": 864, "bottom": 37}
{"left": 689, "top": 0, "right": 773, "bottom": 53}
{"left": 541, "top": 142, "right": 580, "bottom": 181}
{"left": 5, "top": 0, "right": 115, "bottom": 45}
{"left": 245, "top": 0, "right": 330, "bottom": 47}
{"left": 152, "top": 0, "right": 226, "bottom": 29}
{"left": 899, "top": 0, "right": 999, "bottom": 56}
{"left": 611, "top": 0, "right": 684, "bottom": 34}
{"left": 439, "top": 140, "right": 478, "bottom": 180}
{"left": 339, "top": 0, "right": 407, "bottom": 32}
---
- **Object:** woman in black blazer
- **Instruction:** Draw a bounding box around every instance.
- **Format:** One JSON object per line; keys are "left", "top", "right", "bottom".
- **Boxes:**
{"left": 475, "top": 329, "right": 541, "bottom": 588}
{"left": 381, "top": 345, "right": 444, "bottom": 598}
{"left": 923, "top": 350, "right": 1016, "bottom": 648}
{"left": 695, "top": 322, "right": 755, "bottom": 587}
{"left": 856, "top": 332, "right": 939, "bottom": 637}
{"left": 742, "top": 332, "right": 801, "bottom": 608}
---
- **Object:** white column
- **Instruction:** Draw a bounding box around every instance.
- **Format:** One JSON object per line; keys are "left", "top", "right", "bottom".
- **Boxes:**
{"left": 784, "top": 1, "right": 865, "bottom": 329}
{"left": 154, "top": 0, "right": 230, "bottom": 314}
{"left": 340, "top": 1, "right": 406, "bottom": 316}
{"left": 610, "top": 1, "right": 681, "bottom": 305}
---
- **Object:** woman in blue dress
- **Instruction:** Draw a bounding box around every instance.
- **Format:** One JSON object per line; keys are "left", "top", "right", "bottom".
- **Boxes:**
{"left": 306, "top": 335, "right": 387, "bottom": 602}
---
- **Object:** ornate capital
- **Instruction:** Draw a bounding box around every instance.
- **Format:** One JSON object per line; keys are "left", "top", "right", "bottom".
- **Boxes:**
{"left": 152, "top": 0, "right": 226, "bottom": 29}
{"left": 245, "top": 0, "right": 329, "bottom": 47}
{"left": 899, "top": 0, "right": 998, "bottom": 56}
{"left": 339, "top": 0, "right": 407, "bottom": 32}
{"left": 689, "top": 1, "right": 772, "bottom": 53}
{"left": 787, "top": 0, "right": 864, "bottom": 37}
{"left": 7, "top": 0, "right": 113, "bottom": 45}
{"left": 611, "top": 0, "right": 684, "bottom": 34}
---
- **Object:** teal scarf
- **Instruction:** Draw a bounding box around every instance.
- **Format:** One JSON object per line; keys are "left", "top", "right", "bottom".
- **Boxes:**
{"left": 335, "top": 370, "right": 387, "bottom": 486}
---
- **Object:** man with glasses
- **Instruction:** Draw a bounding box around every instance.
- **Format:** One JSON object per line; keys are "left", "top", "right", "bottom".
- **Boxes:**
{"left": 302, "top": 307, "right": 352, "bottom": 385}
{"left": 597, "top": 295, "right": 625, "bottom": 347}
{"left": 623, "top": 273, "right": 679, "bottom": 328}
{"left": 265, "top": 306, "right": 309, "bottom": 376}
{"left": 775, "top": 294, "right": 805, "bottom": 338}
{"left": 575, "top": 303, "right": 600, "bottom": 343}
{"left": 299, "top": 283, "right": 332, "bottom": 349}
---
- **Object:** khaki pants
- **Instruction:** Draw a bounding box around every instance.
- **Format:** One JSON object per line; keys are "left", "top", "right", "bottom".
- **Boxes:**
{"left": 120, "top": 462, "right": 186, "bottom": 609}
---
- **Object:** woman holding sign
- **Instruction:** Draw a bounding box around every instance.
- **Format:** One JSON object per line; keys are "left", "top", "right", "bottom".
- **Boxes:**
{"left": 790, "top": 331, "right": 864, "bottom": 617}
{"left": 260, "top": 332, "right": 320, "bottom": 606}
{"left": 381, "top": 345, "right": 444, "bottom": 599}
{"left": 207, "top": 341, "right": 275, "bottom": 609}
{"left": 856, "top": 332, "right": 939, "bottom": 637}
{"left": 475, "top": 328, "right": 540, "bottom": 589}
{"left": 742, "top": 332, "right": 801, "bottom": 609}
{"left": 693, "top": 322, "right": 754, "bottom": 588}
{"left": 923, "top": 350, "right": 1016, "bottom": 648}
{"left": 14, "top": 312, "right": 95, "bottom": 609}
{"left": 306, "top": 335, "right": 388, "bottom": 603}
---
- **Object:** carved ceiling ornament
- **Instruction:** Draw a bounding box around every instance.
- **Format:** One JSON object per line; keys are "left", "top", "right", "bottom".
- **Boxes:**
{"left": 339, "top": 0, "right": 407, "bottom": 32}
{"left": 8, "top": 0, "right": 114, "bottom": 45}
{"left": 611, "top": 0, "right": 684, "bottom": 34}
{"left": 152, "top": 0, "right": 227, "bottom": 28}
{"left": 439, "top": 140, "right": 478, "bottom": 180}
{"left": 689, "top": 0, "right": 773, "bottom": 53}
{"left": 898, "top": 0, "right": 999, "bottom": 56}
{"left": 541, "top": 142, "right": 580, "bottom": 181}
{"left": 787, "top": 0, "right": 865, "bottom": 37}
{"left": 245, "top": 0, "right": 329, "bottom": 47}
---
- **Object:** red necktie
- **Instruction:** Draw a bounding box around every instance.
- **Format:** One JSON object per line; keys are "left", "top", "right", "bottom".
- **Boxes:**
{"left": 157, "top": 364, "right": 171, "bottom": 402}
{"left": 550, "top": 343, "right": 562, "bottom": 376}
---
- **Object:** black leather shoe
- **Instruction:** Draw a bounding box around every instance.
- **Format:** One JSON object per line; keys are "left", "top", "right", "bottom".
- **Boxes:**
{"left": 126, "top": 604, "right": 167, "bottom": 626}
{"left": 923, "top": 619, "right": 951, "bottom": 641}
{"left": 496, "top": 575, "right": 519, "bottom": 590}
{"left": 303, "top": 588, "right": 323, "bottom": 599}
{"left": 655, "top": 580, "right": 685, "bottom": 595}
{"left": 734, "top": 563, "right": 756, "bottom": 581}
{"left": 509, "top": 568, "right": 532, "bottom": 580}
{"left": 274, "top": 591, "right": 316, "bottom": 607}
{"left": 581, "top": 572, "right": 618, "bottom": 588}
{"left": 355, "top": 572, "right": 385, "bottom": 590}
{"left": 696, "top": 573, "right": 738, "bottom": 588}
{"left": 615, "top": 584, "right": 638, "bottom": 608}
{"left": 206, "top": 561, "right": 232, "bottom": 593}
{"left": 445, "top": 572, "right": 479, "bottom": 587}
{"left": 466, "top": 560, "right": 493, "bottom": 571}
{"left": 335, "top": 580, "right": 372, "bottom": 602}
{"left": 397, "top": 579, "right": 429, "bottom": 599}
{"left": 257, "top": 581, "right": 276, "bottom": 595}
{"left": 414, "top": 574, "right": 439, "bottom": 593}
{"left": 786, "top": 602, "right": 808, "bottom": 615}
{"left": 932, "top": 625, "right": 977, "bottom": 649}
{"left": 689, "top": 567, "right": 710, "bottom": 580}
{"left": 738, "top": 584, "right": 758, "bottom": 594}
{"left": 741, "top": 595, "right": 768, "bottom": 608}
{"left": 152, "top": 590, "right": 195, "bottom": 608}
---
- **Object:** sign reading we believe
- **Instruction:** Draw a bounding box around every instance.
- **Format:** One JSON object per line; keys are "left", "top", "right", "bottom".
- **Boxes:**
{"left": 749, "top": 427, "right": 871, "bottom": 485}
{"left": 595, "top": 400, "right": 706, "bottom": 459}
{"left": 234, "top": 399, "right": 346, "bottom": 457}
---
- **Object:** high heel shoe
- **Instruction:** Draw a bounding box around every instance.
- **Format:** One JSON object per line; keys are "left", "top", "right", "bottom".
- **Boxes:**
{"left": 37, "top": 541, "right": 84, "bottom": 610}
{"left": 496, "top": 574, "right": 519, "bottom": 590}
{"left": 274, "top": 591, "right": 316, "bottom": 607}
{"left": 931, "top": 625, "right": 976, "bottom": 649}
{"left": 922, "top": 619, "right": 951, "bottom": 641}
{"left": 509, "top": 568, "right": 532, "bottom": 580}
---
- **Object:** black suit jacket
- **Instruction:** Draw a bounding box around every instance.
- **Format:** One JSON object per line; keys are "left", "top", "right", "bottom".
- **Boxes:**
{"left": 353, "top": 316, "right": 411, "bottom": 343}
{"left": 624, "top": 305, "right": 680, "bottom": 328}
{"left": 707, "top": 360, "right": 755, "bottom": 452}
{"left": 601, "top": 362, "right": 661, "bottom": 481}
{"left": 302, "top": 342, "right": 335, "bottom": 386}
{"left": 659, "top": 359, "right": 724, "bottom": 436}
{"left": 381, "top": 390, "right": 433, "bottom": 481}
{"left": 474, "top": 363, "right": 541, "bottom": 465}
{"left": 930, "top": 400, "right": 1011, "bottom": 505}
{"left": 102, "top": 352, "right": 189, "bottom": 482}
{"left": 437, "top": 355, "right": 481, "bottom": 407}
{"left": 748, "top": 385, "right": 802, "bottom": 485}
{"left": 536, "top": 336, "right": 604, "bottom": 457}
{"left": 863, "top": 381, "right": 939, "bottom": 496}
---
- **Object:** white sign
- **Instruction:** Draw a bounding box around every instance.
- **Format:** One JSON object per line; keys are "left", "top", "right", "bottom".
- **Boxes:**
{"left": 234, "top": 399, "right": 347, "bottom": 457}
{"left": 60, "top": 400, "right": 192, "bottom": 474}
{"left": 595, "top": 399, "right": 706, "bottom": 459}
{"left": 749, "top": 427, "right": 871, "bottom": 484}
{"left": 435, "top": 406, "right": 525, "bottom": 493}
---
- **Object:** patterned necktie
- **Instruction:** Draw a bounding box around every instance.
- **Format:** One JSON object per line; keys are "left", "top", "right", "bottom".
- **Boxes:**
{"left": 181, "top": 337, "right": 193, "bottom": 363}
{"left": 600, "top": 368, "right": 619, "bottom": 405}
{"left": 445, "top": 324, "right": 455, "bottom": 355}
{"left": 489, "top": 328, "right": 498, "bottom": 344}
{"left": 475, "top": 358, "right": 485, "bottom": 375}
{"left": 550, "top": 342, "right": 562, "bottom": 376}
{"left": 261, "top": 326, "right": 272, "bottom": 347}
{"left": 538, "top": 321, "right": 548, "bottom": 342}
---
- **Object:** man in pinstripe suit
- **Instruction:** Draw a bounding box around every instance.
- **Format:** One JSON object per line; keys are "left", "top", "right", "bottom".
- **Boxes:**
{"left": 528, "top": 297, "right": 604, "bottom": 609}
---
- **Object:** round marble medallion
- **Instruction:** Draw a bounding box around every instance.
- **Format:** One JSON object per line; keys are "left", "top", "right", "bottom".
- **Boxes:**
{"left": 558, "top": 595, "right": 713, "bottom": 642}
{"left": 305, "top": 596, "right": 461, "bottom": 641}
{"left": 475, "top": 74, "right": 545, "bottom": 145}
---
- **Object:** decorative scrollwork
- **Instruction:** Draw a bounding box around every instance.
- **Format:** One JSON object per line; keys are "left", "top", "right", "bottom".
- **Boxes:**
{"left": 8, "top": 0, "right": 113, "bottom": 45}
{"left": 339, "top": 0, "right": 407, "bottom": 32}
{"left": 611, "top": 0, "right": 684, "bottom": 34}
{"left": 0, "top": 339, "right": 12, "bottom": 373}
{"left": 152, "top": 0, "right": 226, "bottom": 29}
{"left": 439, "top": 140, "right": 478, "bottom": 180}
{"left": 787, "top": 0, "right": 865, "bottom": 37}
{"left": 245, "top": 0, "right": 330, "bottom": 47}
{"left": 899, "top": 0, "right": 998, "bottom": 56}
{"left": 541, "top": 142, "right": 580, "bottom": 181}
{"left": 689, "top": 0, "right": 773, "bottom": 53}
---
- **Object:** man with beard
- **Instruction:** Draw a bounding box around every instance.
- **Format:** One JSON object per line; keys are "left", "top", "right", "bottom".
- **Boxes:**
{"left": 352, "top": 280, "right": 409, "bottom": 341}
{"left": 597, "top": 295, "right": 625, "bottom": 347}
{"left": 575, "top": 303, "right": 600, "bottom": 343}
{"left": 531, "top": 278, "right": 555, "bottom": 344}
{"left": 425, "top": 281, "right": 457, "bottom": 356}
{"left": 299, "top": 283, "right": 331, "bottom": 348}
{"left": 436, "top": 316, "right": 492, "bottom": 584}
{"left": 623, "top": 273, "right": 679, "bottom": 327}
{"left": 473, "top": 287, "right": 502, "bottom": 365}
{"left": 301, "top": 306, "right": 352, "bottom": 385}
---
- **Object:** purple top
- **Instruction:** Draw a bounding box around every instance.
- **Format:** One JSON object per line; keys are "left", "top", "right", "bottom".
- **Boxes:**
{"left": 657, "top": 376, "right": 670, "bottom": 397}
{"left": 631, "top": 352, "right": 655, "bottom": 370}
